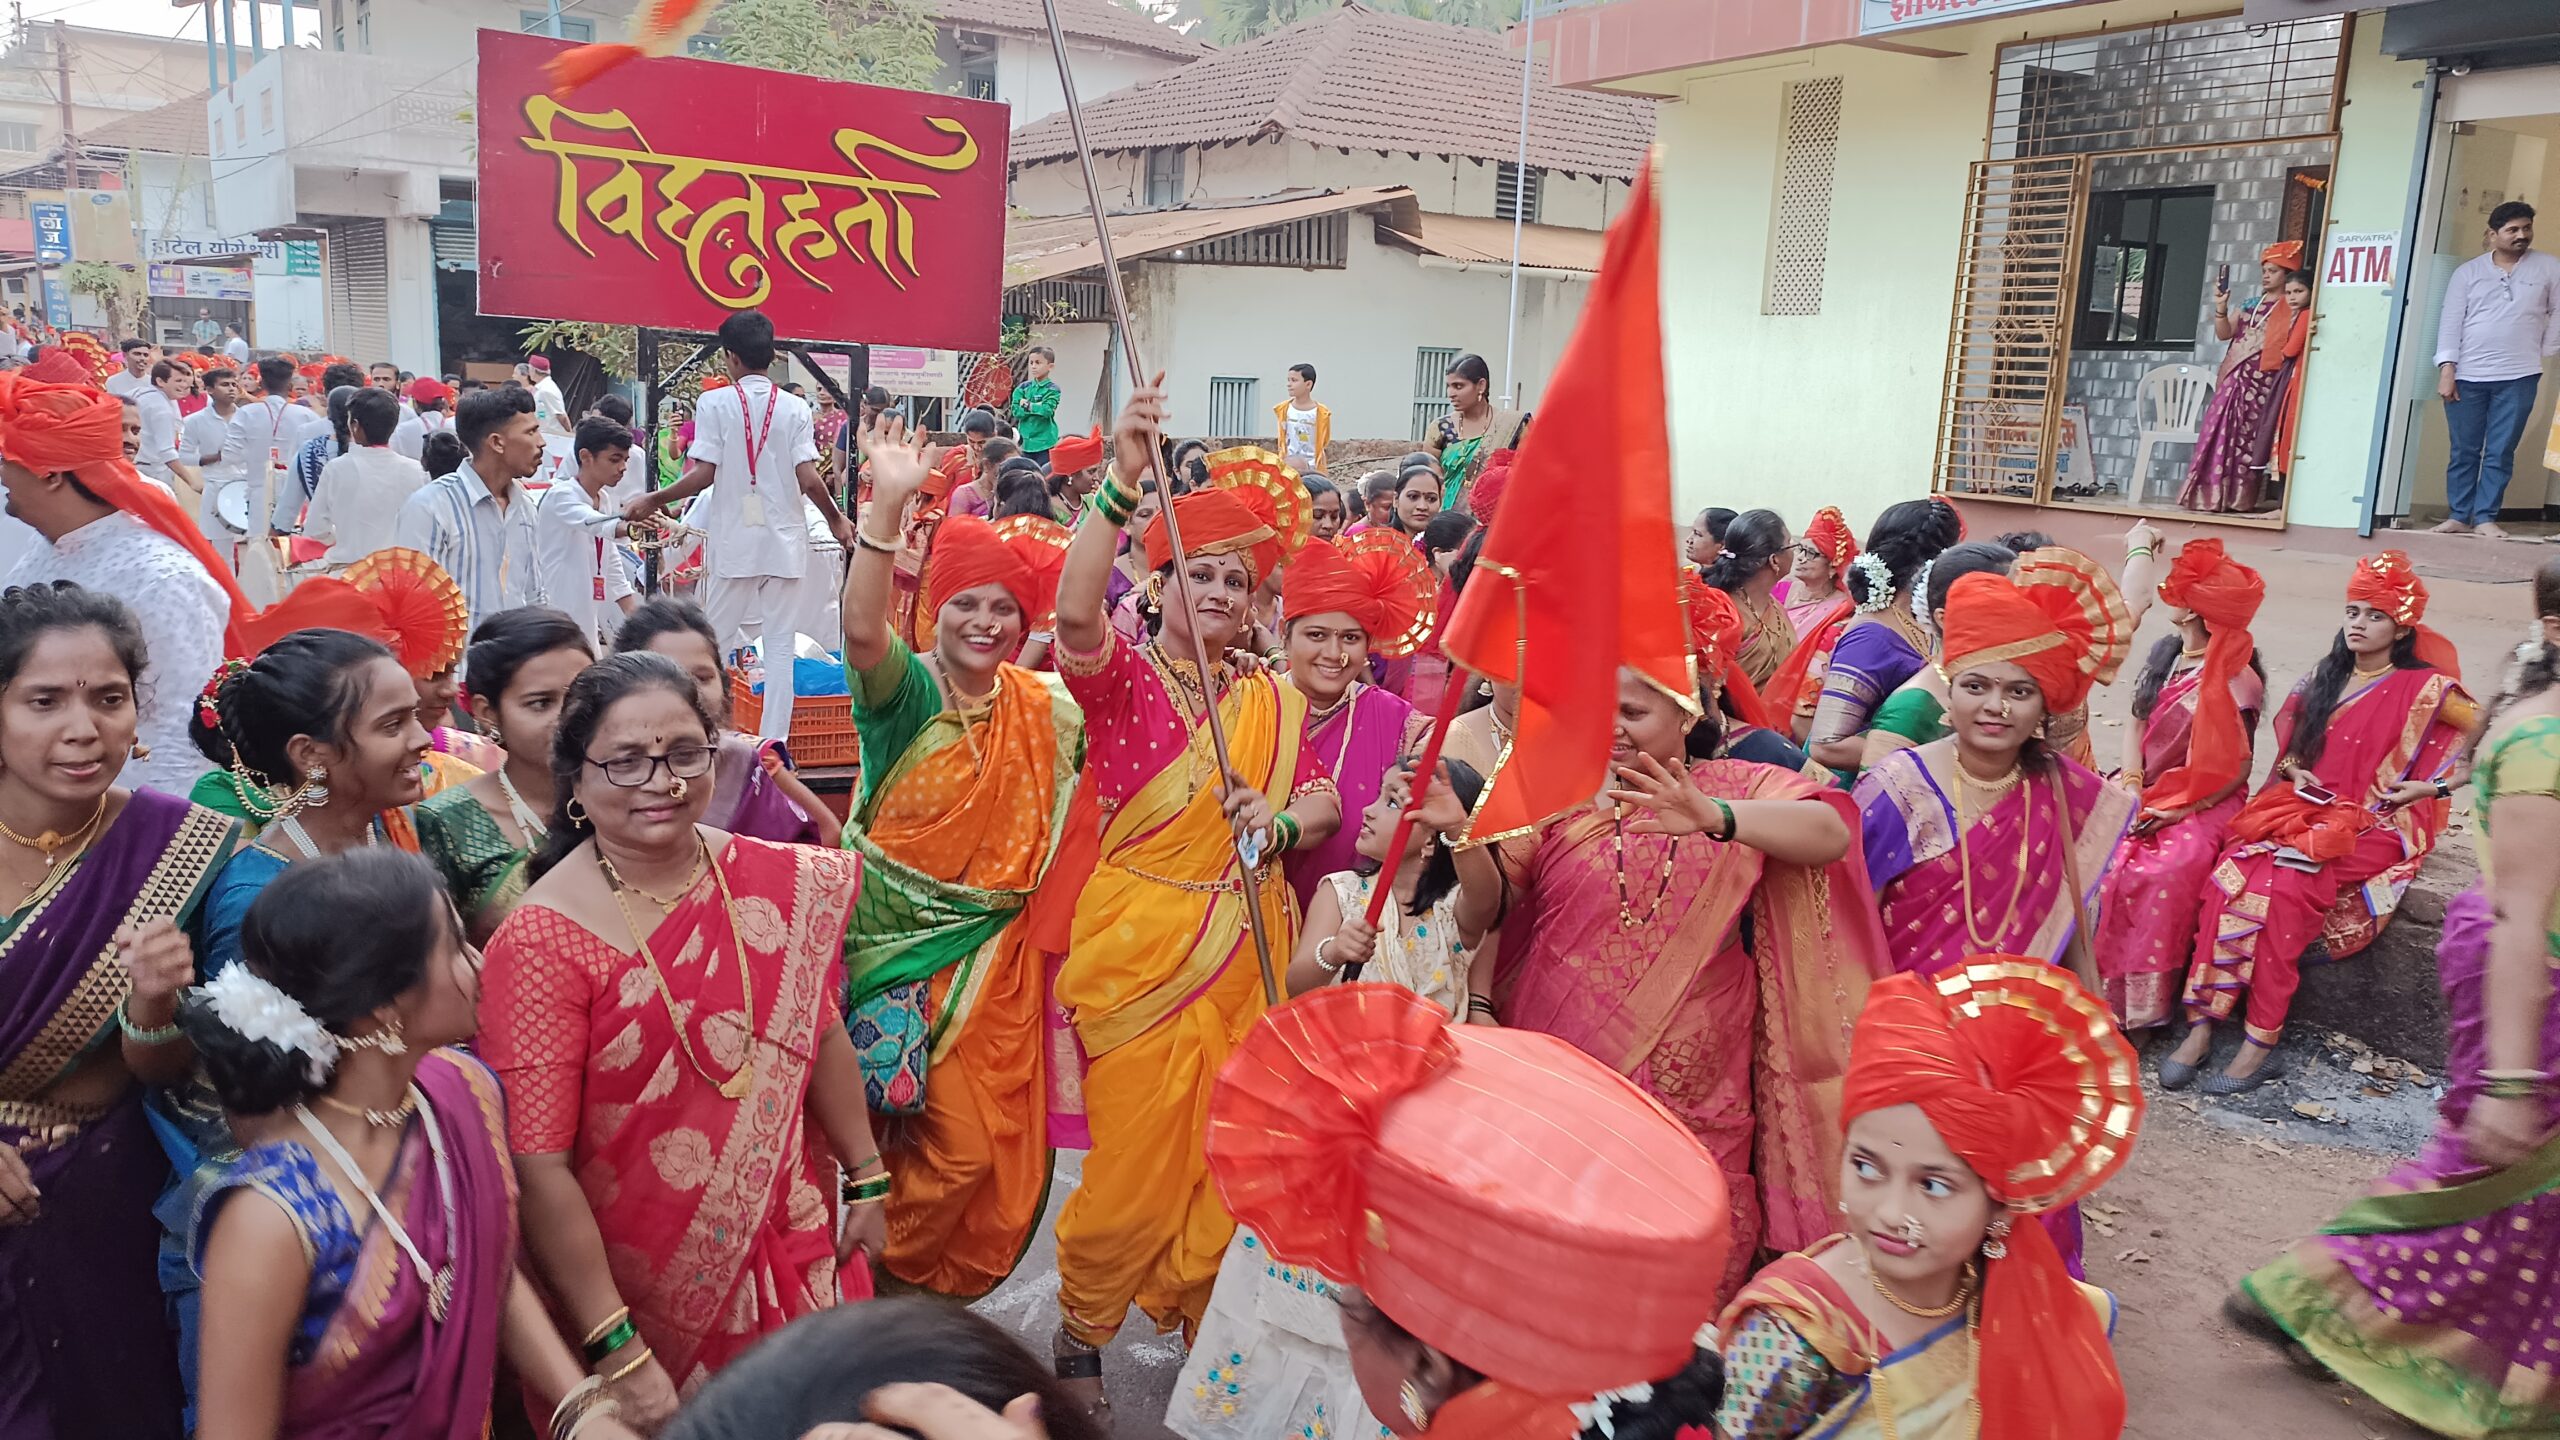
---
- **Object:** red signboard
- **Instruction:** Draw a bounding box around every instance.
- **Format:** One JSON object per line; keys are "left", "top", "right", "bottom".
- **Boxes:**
{"left": 475, "top": 29, "right": 1010, "bottom": 351}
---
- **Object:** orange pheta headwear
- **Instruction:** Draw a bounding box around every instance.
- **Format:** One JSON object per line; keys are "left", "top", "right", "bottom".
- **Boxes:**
{"left": 1282, "top": 532, "right": 1438, "bottom": 659}
{"left": 1683, "top": 576, "right": 1773, "bottom": 729}
{"left": 1802, "top": 505, "right": 1858, "bottom": 582}
{"left": 0, "top": 373, "right": 252, "bottom": 655}
{"left": 1937, "top": 547, "right": 2131, "bottom": 715}
{"left": 1141, "top": 489, "right": 1281, "bottom": 586}
{"left": 2144, "top": 540, "right": 2264, "bottom": 813}
{"left": 2346, "top": 549, "right": 2461, "bottom": 678}
{"left": 2260, "top": 240, "right": 2306, "bottom": 270}
{"left": 924, "top": 514, "right": 1069, "bottom": 627}
{"left": 1046, "top": 426, "right": 1106, "bottom": 477}
{"left": 1841, "top": 963, "right": 2143, "bottom": 1440}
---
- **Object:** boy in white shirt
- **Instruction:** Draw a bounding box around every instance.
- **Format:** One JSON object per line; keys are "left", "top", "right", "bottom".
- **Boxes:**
{"left": 624, "top": 309, "right": 854, "bottom": 740}
{"left": 535, "top": 416, "right": 641, "bottom": 647}
{"left": 304, "top": 387, "right": 428, "bottom": 568}
{"left": 185, "top": 365, "right": 244, "bottom": 544}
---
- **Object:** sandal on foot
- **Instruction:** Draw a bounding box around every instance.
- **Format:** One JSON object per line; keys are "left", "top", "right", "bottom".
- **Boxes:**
{"left": 1053, "top": 1337, "right": 1110, "bottom": 1417}
{"left": 2201, "top": 1035, "right": 2285, "bottom": 1096}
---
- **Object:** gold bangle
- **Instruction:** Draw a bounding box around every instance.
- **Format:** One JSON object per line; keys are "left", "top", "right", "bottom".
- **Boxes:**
{"left": 605, "top": 1345, "right": 654, "bottom": 1386}
{"left": 580, "top": 1307, "right": 632, "bottom": 1348}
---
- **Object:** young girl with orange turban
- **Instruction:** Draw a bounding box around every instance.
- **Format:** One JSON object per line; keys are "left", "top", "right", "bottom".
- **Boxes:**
{"left": 840, "top": 422, "right": 1085, "bottom": 1302}
{"left": 1714, "top": 961, "right": 2143, "bottom": 1439}
{"left": 2166, "top": 551, "right": 2474, "bottom": 1093}
{"left": 2094, "top": 538, "right": 2269, "bottom": 1031}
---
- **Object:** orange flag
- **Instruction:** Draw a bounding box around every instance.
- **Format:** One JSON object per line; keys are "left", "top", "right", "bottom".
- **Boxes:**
{"left": 545, "top": 0, "right": 718, "bottom": 92}
{"left": 1439, "top": 160, "right": 1691, "bottom": 839}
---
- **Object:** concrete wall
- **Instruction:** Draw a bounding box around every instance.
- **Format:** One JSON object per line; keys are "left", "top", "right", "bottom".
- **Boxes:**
{"left": 1054, "top": 220, "right": 1587, "bottom": 445}
{"left": 1646, "top": 0, "right": 2420, "bottom": 533}
{"left": 1010, "top": 140, "right": 1629, "bottom": 225}
{"left": 986, "top": 35, "right": 1184, "bottom": 126}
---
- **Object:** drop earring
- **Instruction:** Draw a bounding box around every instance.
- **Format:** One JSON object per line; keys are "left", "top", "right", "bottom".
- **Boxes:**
{"left": 565, "top": 797, "right": 589, "bottom": 824}
{"left": 1398, "top": 1380, "right": 1430, "bottom": 1432}
{"left": 128, "top": 741, "right": 151, "bottom": 761}
{"left": 305, "top": 766, "right": 331, "bottom": 809}
{"left": 1983, "top": 1214, "right": 2013, "bottom": 1261}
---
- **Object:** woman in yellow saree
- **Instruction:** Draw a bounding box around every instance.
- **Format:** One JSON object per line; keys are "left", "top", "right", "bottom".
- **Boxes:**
{"left": 841, "top": 422, "right": 1083, "bottom": 1299}
{"left": 1046, "top": 385, "right": 1340, "bottom": 1409}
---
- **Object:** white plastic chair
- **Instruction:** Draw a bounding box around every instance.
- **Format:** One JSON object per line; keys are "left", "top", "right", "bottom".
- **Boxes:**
{"left": 2131, "top": 364, "right": 2214, "bottom": 504}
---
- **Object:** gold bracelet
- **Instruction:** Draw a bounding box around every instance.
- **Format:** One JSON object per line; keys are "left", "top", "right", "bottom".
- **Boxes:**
{"left": 605, "top": 1345, "right": 654, "bottom": 1386}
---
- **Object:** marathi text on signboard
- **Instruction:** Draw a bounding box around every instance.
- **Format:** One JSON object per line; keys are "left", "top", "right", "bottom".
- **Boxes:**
{"left": 31, "top": 202, "right": 69, "bottom": 263}
{"left": 2321, "top": 231, "right": 2398, "bottom": 288}
{"left": 1858, "top": 0, "right": 2078, "bottom": 37}
{"left": 474, "top": 30, "right": 1010, "bottom": 351}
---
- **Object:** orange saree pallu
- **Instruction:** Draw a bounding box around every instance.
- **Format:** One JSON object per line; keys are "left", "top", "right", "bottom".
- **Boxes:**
{"left": 845, "top": 651, "right": 1083, "bottom": 1299}
{"left": 480, "top": 837, "right": 860, "bottom": 1393}
{"left": 1052, "top": 640, "right": 1311, "bottom": 1345}
{"left": 1500, "top": 760, "right": 1887, "bottom": 1303}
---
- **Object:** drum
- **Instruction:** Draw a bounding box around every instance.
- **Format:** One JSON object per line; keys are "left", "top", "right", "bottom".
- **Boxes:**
{"left": 213, "top": 480, "right": 252, "bottom": 534}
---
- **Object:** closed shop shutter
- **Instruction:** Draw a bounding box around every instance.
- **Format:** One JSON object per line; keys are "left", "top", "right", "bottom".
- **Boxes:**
{"left": 322, "top": 217, "right": 390, "bottom": 363}
{"left": 430, "top": 219, "right": 475, "bottom": 273}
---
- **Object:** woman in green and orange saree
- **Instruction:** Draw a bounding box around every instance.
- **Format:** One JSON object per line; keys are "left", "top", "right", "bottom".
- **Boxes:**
{"left": 840, "top": 422, "right": 1084, "bottom": 1300}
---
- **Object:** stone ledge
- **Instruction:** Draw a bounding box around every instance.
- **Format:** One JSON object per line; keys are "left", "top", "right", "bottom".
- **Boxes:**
{"left": 2284, "top": 839, "right": 2470, "bottom": 1074}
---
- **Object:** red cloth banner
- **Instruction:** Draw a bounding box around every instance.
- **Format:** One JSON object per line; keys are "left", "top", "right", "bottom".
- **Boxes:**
{"left": 474, "top": 29, "right": 1009, "bottom": 351}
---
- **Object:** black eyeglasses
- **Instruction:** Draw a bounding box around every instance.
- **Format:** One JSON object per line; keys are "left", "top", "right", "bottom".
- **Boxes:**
{"left": 583, "top": 744, "right": 716, "bottom": 788}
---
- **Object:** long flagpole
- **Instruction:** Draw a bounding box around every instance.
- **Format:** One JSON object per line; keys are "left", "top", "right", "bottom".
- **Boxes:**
{"left": 1036, "top": 0, "right": 1284, "bottom": 1007}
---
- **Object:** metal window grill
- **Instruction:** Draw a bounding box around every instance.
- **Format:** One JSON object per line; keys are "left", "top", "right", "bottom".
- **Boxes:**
{"left": 1932, "top": 155, "right": 2089, "bottom": 501}
{"left": 1145, "top": 149, "right": 1186, "bottom": 209}
{"left": 1766, "top": 76, "right": 1842, "bottom": 317}
{"left": 1412, "top": 346, "right": 1460, "bottom": 441}
{"left": 1495, "top": 163, "right": 1541, "bottom": 224}
{"left": 1208, "top": 376, "right": 1259, "bottom": 438}
{"left": 1991, "top": 16, "right": 2344, "bottom": 160}
{"left": 1171, "top": 215, "right": 1349, "bottom": 269}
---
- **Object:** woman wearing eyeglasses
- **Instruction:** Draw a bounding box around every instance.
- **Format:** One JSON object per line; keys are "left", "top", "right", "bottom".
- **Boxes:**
{"left": 477, "top": 652, "right": 886, "bottom": 1427}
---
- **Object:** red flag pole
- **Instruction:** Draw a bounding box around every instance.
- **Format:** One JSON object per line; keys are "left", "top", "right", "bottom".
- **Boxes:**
{"left": 1359, "top": 673, "right": 1473, "bottom": 931}
{"left": 1037, "top": 0, "right": 1282, "bottom": 1007}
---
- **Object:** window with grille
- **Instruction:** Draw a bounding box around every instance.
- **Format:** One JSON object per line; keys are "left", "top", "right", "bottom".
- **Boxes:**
{"left": 519, "top": 10, "right": 596, "bottom": 40}
{"left": 1993, "top": 16, "right": 2344, "bottom": 160}
{"left": 1145, "top": 149, "right": 1186, "bottom": 209}
{"left": 1765, "top": 76, "right": 1841, "bottom": 317}
{"left": 1208, "top": 377, "right": 1258, "bottom": 437}
{"left": 2073, "top": 187, "right": 2213, "bottom": 349}
{"left": 686, "top": 33, "right": 723, "bottom": 55}
{"left": 1412, "top": 346, "right": 1460, "bottom": 440}
{"left": 1495, "top": 163, "right": 1541, "bottom": 224}
{"left": 964, "top": 69, "right": 997, "bottom": 100}
{"left": 0, "top": 122, "right": 39, "bottom": 152}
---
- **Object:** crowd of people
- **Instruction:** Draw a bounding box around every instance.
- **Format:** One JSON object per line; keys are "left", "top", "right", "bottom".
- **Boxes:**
{"left": 0, "top": 305, "right": 2552, "bottom": 1440}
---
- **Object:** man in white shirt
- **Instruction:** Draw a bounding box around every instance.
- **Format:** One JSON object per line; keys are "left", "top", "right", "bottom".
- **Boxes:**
{"left": 306, "top": 388, "right": 428, "bottom": 570}
{"left": 625, "top": 309, "right": 854, "bottom": 739}
{"left": 102, "top": 338, "right": 155, "bottom": 400}
{"left": 391, "top": 377, "right": 456, "bottom": 462}
{"left": 186, "top": 365, "right": 244, "bottom": 545}
{"left": 394, "top": 384, "right": 543, "bottom": 635}
{"left": 519, "top": 356, "right": 569, "bottom": 436}
{"left": 2434, "top": 200, "right": 2560, "bottom": 539}
{"left": 225, "top": 355, "right": 329, "bottom": 495}
{"left": 0, "top": 376, "right": 237, "bottom": 795}
{"left": 537, "top": 416, "right": 641, "bottom": 647}
{"left": 588, "top": 392, "right": 650, "bottom": 505}
{"left": 221, "top": 323, "right": 250, "bottom": 367}
{"left": 133, "top": 360, "right": 189, "bottom": 487}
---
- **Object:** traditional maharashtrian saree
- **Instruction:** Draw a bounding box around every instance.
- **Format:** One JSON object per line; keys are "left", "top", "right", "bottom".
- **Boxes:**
{"left": 1500, "top": 758, "right": 1887, "bottom": 1304}
{"left": 413, "top": 785, "right": 534, "bottom": 945}
{"left": 845, "top": 631, "right": 1082, "bottom": 1298}
{"left": 1807, "top": 613, "right": 1931, "bottom": 778}
{"left": 1050, "top": 627, "right": 1320, "bottom": 1345}
{"left": 479, "top": 836, "right": 862, "bottom": 1393}
{"left": 188, "top": 1050, "right": 516, "bottom": 1440}
{"left": 2241, "top": 716, "right": 2560, "bottom": 1439}
{"left": 0, "top": 790, "right": 233, "bottom": 1440}
{"left": 2184, "top": 663, "right": 2470, "bottom": 1039}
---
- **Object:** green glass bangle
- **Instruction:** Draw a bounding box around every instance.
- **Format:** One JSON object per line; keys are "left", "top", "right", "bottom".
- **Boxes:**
{"left": 844, "top": 1173, "right": 892, "bottom": 1202}
{"left": 583, "top": 1317, "right": 638, "bottom": 1367}
{"left": 1711, "top": 797, "right": 1737, "bottom": 842}
{"left": 117, "top": 1001, "right": 182, "bottom": 1046}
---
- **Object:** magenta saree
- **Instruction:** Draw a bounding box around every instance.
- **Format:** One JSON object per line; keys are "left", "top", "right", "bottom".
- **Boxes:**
{"left": 2095, "top": 664, "right": 2264, "bottom": 1029}
{"left": 1284, "top": 683, "right": 1419, "bottom": 912}
{"left": 1501, "top": 760, "right": 1887, "bottom": 1304}
{"left": 2179, "top": 299, "right": 2281, "bottom": 514}
{"left": 1855, "top": 744, "right": 2135, "bottom": 977}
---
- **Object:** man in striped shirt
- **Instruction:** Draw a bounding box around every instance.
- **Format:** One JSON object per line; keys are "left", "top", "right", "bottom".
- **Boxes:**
{"left": 392, "top": 383, "right": 541, "bottom": 634}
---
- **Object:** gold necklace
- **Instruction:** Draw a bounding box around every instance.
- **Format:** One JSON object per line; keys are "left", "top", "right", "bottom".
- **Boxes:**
{"left": 603, "top": 838, "right": 757, "bottom": 1101}
{"left": 1953, "top": 762, "right": 2032, "bottom": 949}
{"left": 1952, "top": 758, "right": 2023, "bottom": 803}
{"left": 1611, "top": 812, "right": 1680, "bottom": 930}
{"left": 316, "top": 1091, "right": 418, "bottom": 1129}
{"left": 600, "top": 846, "right": 707, "bottom": 914}
{"left": 1868, "top": 1256, "right": 1977, "bottom": 1318}
{"left": 0, "top": 792, "right": 108, "bottom": 869}
{"left": 2351, "top": 662, "right": 2394, "bottom": 683}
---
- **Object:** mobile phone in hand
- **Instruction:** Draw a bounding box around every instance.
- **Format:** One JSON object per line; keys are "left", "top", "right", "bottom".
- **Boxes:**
{"left": 2216, "top": 263, "right": 2231, "bottom": 295}
{"left": 2294, "top": 778, "right": 2338, "bottom": 806}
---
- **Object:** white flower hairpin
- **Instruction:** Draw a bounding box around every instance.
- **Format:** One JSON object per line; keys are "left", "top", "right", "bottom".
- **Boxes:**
{"left": 196, "top": 964, "right": 341, "bottom": 1085}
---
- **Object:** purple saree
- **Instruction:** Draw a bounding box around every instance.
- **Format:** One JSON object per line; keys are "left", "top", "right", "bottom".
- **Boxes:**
{"left": 0, "top": 788, "right": 235, "bottom": 1440}
{"left": 707, "top": 731, "right": 827, "bottom": 846}
{"left": 1284, "top": 684, "right": 1420, "bottom": 912}
{"left": 2179, "top": 298, "right": 2281, "bottom": 514}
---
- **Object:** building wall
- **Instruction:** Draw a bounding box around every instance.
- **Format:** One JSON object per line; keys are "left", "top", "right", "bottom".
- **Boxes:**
{"left": 1650, "top": 2, "right": 2425, "bottom": 533}
{"left": 1009, "top": 140, "right": 1628, "bottom": 225}
{"left": 0, "top": 26, "right": 208, "bottom": 165}
{"left": 985, "top": 35, "right": 1186, "bottom": 126}
{"left": 1084, "top": 220, "right": 1588, "bottom": 447}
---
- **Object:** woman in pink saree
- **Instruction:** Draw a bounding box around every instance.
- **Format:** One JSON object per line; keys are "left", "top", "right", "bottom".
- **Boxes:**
{"left": 2180, "top": 240, "right": 2304, "bottom": 515}
{"left": 1277, "top": 532, "right": 1435, "bottom": 912}
{"left": 2096, "top": 539, "right": 2267, "bottom": 1031}
{"left": 1500, "top": 668, "right": 1887, "bottom": 1304}
{"left": 187, "top": 852, "right": 637, "bottom": 1440}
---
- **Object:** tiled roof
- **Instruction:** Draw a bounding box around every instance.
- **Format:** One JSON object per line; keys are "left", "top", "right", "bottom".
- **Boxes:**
{"left": 1007, "top": 185, "right": 1413, "bottom": 284}
{"left": 1377, "top": 210, "right": 1604, "bottom": 273}
{"left": 84, "top": 94, "right": 210, "bottom": 156}
{"left": 1009, "top": 2, "right": 1654, "bottom": 179}
{"left": 936, "top": 0, "right": 1211, "bottom": 60}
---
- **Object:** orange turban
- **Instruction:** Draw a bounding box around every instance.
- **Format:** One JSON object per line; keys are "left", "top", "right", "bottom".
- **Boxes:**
{"left": 1803, "top": 504, "right": 1858, "bottom": 582}
{"left": 2346, "top": 549, "right": 2461, "bottom": 678}
{"left": 1210, "top": 985, "right": 1731, "bottom": 1408}
{"left": 1283, "top": 532, "right": 1437, "bottom": 658}
{"left": 1938, "top": 548, "right": 2130, "bottom": 716}
{"left": 1141, "top": 488, "right": 1279, "bottom": 584}
{"left": 2261, "top": 240, "right": 2305, "bottom": 270}
{"left": 0, "top": 372, "right": 251, "bottom": 655}
{"left": 1046, "top": 425, "right": 1105, "bottom": 477}
{"left": 1684, "top": 576, "right": 1773, "bottom": 729}
{"left": 924, "top": 514, "right": 1061, "bottom": 624}
{"left": 2145, "top": 540, "right": 2264, "bottom": 813}
{"left": 1841, "top": 963, "right": 2142, "bottom": 1440}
